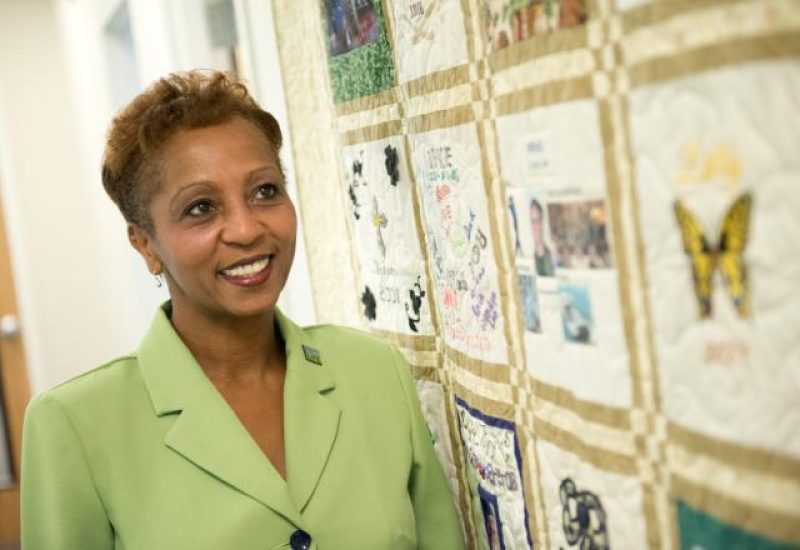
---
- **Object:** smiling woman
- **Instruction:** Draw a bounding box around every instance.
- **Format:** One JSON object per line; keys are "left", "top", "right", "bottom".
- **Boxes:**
{"left": 129, "top": 118, "right": 297, "bottom": 326}
{"left": 20, "top": 71, "right": 464, "bottom": 549}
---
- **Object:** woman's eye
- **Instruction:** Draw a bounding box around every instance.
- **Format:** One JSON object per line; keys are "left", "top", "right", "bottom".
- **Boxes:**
{"left": 254, "top": 183, "right": 279, "bottom": 201}
{"left": 185, "top": 200, "right": 215, "bottom": 217}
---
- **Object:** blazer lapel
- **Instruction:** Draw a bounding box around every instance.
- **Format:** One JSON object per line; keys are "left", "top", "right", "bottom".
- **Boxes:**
{"left": 276, "top": 309, "right": 341, "bottom": 512}
{"left": 137, "top": 305, "right": 301, "bottom": 526}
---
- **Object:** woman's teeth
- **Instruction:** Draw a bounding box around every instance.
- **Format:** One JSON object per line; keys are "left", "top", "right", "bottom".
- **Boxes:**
{"left": 223, "top": 257, "right": 270, "bottom": 277}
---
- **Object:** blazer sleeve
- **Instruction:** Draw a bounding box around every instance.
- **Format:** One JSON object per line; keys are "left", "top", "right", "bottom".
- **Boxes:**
{"left": 21, "top": 393, "right": 114, "bottom": 549}
{"left": 390, "top": 345, "right": 466, "bottom": 550}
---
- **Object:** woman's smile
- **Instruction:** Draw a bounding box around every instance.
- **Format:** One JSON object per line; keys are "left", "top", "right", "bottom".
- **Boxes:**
{"left": 219, "top": 254, "right": 273, "bottom": 287}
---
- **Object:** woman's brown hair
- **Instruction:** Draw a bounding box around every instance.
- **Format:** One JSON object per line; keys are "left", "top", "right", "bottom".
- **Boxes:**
{"left": 102, "top": 70, "right": 282, "bottom": 231}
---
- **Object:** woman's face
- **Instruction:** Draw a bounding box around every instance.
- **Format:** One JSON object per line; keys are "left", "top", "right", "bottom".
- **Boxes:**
{"left": 529, "top": 204, "right": 544, "bottom": 245}
{"left": 130, "top": 117, "right": 296, "bottom": 321}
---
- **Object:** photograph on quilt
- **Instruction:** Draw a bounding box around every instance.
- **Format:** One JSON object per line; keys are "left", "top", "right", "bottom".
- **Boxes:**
{"left": 528, "top": 194, "right": 557, "bottom": 277}
{"left": 557, "top": 282, "right": 594, "bottom": 345}
{"left": 478, "top": 485, "right": 505, "bottom": 550}
{"left": 481, "top": 0, "right": 587, "bottom": 50}
{"left": 517, "top": 271, "right": 542, "bottom": 334}
{"left": 506, "top": 188, "right": 527, "bottom": 259}
{"left": 320, "top": 0, "right": 395, "bottom": 102}
{"left": 547, "top": 199, "right": 612, "bottom": 270}
{"left": 455, "top": 397, "right": 532, "bottom": 549}
{"left": 324, "top": 0, "right": 381, "bottom": 56}
{"left": 342, "top": 137, "right": 435, "bottom": 335}
{"left": 506, "top": 187, "right": 558, "bottom": 277}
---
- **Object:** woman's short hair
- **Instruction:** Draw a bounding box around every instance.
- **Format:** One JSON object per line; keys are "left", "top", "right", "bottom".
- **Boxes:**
{"left": 102, "top": 70, "right": 282, "bottom": 231}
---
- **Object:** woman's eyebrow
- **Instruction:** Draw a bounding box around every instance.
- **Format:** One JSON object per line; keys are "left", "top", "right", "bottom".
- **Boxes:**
{"left": 168, "top": 181, "right": 215, "bottom": 210}
{"left": 245, "top": 164, "right": 282, "bottom": 178}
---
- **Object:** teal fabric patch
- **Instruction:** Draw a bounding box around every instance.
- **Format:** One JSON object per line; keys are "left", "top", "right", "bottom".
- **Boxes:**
{"left": 677, "top": 500, "right": 799, "bottom": 550}
{"left": 320, "top": 0, "right": 395, "bottom": 104}
{"left": 302, "top": 345, "right": 322, "bottom": 366}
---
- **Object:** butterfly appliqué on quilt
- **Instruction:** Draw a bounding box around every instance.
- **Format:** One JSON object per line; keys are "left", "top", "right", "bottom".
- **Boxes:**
{"left": 673, "top": 193, "right": 752, "bottom": 319}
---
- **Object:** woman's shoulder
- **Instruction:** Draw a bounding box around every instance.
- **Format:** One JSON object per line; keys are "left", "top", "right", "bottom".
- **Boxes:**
{"left": 302, "top": 323, "right": 409, "bottom": 365}
{"left": 299, "top": 323, "right": 408, "bottom": 381}
{"left": 26, "top": 354, "right": 144, "bottom": 423}
{"left": 303, "top": 323, "right": 394, "bottom": 351}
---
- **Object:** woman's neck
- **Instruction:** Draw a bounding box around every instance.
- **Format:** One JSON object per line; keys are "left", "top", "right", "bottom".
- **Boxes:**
{"left": 169, "top": 303, "right": 285, "bottom": 385}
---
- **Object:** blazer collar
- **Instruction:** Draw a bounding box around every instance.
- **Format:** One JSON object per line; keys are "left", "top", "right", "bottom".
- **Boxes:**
{"left": 137, "top": 303, "right": 340, "bottom": 523}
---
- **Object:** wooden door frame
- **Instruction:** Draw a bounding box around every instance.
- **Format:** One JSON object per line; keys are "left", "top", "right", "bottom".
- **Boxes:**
{"left": 0, "top": 196, "right": 32, "bottom": 542}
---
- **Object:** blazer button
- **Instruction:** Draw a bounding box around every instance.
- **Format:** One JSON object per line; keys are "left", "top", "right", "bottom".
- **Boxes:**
{"left": 289, "top": 529, "right": 312, "bottom": 550}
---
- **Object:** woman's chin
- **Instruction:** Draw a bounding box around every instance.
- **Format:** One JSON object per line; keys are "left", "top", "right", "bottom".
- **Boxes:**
{"left": 169, "top": 285, "right": 283, "bottom": 324}
{"left": 178, "top": 295, "right": 278, "bottom": 324}
{"left": 221, "top": 296, "right": 279, "bottom": 320}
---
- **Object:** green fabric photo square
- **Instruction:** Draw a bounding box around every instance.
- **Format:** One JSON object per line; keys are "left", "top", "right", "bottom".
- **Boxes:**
{"left": 320, "top": 0, "right": 395, "bottom": 104}
{"left": 677, "top": 500, "right": 799, "bottom": 550}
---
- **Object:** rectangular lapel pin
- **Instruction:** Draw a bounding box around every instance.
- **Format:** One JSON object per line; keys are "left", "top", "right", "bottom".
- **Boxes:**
{"left": 302, "top": 345, "right": 322, "bottom": 366}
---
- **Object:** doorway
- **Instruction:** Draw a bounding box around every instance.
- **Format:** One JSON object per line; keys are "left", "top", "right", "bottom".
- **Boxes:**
{"left": 0, "top": 195, "right": 32, "bottom": 547}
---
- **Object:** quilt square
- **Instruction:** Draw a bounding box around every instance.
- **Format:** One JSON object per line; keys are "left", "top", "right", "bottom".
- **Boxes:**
{"left": 410, "top": 123, "right": 508, "bottom": 364}
{"left": 628, "top": 59, "right": 800, "bottom": 458}
{"left": 481, "top": 0, "right": 588, "bottom": 51}
{"left": 416, "top": 380, "right": 464, "bottom": 526}
{"left": 343, "top": 137, "right": 434, "bottom": 335}
{"left": 389, "top": 0, "right": 470, "bottom": 83}
{"left": 676, "top": 500, "right": 797, "bottom": 550}
{"left": 537, "top": 439, "right": 648, "bottom": 549}
{"left": 321, "top": 0, "right": 395, "bottom": 103}
{"left": 497, "top": 99, "right": 631, "bottom": 408}
{"left": 455, "top": 397, "right": 532, "bottom": 549}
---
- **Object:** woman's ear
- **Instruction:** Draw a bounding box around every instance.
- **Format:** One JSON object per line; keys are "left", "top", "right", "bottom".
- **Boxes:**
{"left": 127, "top": 223, "right": 163, "bottom": 275}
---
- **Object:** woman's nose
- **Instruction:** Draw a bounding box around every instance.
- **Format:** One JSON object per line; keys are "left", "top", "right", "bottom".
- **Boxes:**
{"left": 221, "top": 204, "right": 263, "bottom": 246}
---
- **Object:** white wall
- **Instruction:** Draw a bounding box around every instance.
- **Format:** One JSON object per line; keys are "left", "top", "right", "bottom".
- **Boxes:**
{"left": 0, "top": 0, "right": 314, "bottom": 394}
{"left": 0, "top": 0, "right": 156, "bottom": 393}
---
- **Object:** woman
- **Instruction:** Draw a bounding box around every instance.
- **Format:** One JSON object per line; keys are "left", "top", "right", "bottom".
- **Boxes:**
{"left": 21, "top": 71, "right": 464, "bottom": 549}
{"left": 529, "top": 199, "right": 555, "bottom": 277}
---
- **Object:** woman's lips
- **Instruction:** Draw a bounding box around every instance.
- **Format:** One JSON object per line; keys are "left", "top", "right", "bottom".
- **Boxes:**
{"left": 219, "top": 256, "right": 272, "bottom": 287}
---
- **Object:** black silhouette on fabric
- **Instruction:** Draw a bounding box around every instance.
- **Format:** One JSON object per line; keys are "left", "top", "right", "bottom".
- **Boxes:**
{"left": 560, "top": 477, "right": 609, "bottom": 550}
{"left": 361, "top": 286, "right": 377, "bottom": 321}
{"left": 384, "top": 145, "right": 400, "bottom": 186}
{"left": 508, "top": 195, "right": 522, "bottom": 256}
{"left": 348, "top": 184, "right": 361, "bottom": 220}
{"left": 405, "top": 276, "right": 426, "bottom": 332}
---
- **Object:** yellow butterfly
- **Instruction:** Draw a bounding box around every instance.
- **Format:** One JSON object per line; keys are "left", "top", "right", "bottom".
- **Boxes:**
{"left": 673, "top": 194, "right": 752, "bottom": 319}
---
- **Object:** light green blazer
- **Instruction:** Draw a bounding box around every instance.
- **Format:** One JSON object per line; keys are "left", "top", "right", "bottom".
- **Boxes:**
{"left": 21, "top": 305, "right": 465, "bottom": 549}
